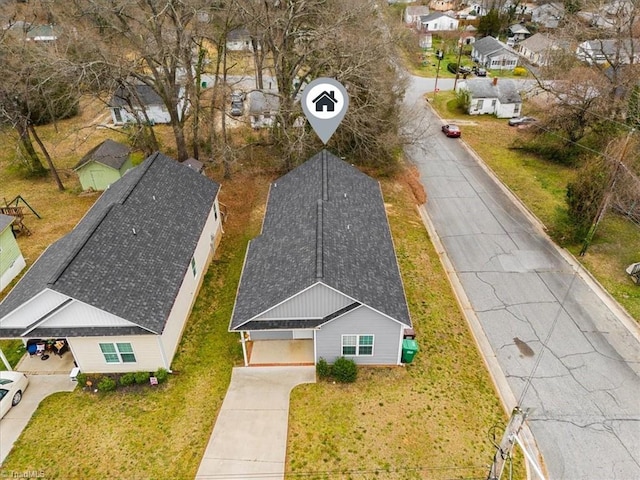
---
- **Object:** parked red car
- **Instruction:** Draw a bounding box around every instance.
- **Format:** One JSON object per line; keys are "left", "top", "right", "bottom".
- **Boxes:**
{"left": 441, "top": 124, "right": 461, "bottom": 138}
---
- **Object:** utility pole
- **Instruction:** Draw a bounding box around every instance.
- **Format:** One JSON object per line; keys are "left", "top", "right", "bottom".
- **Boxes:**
{"left": 434, "top": 49, "right": 444, "bottom": 97}
{"left": 453, "top": 35, "right": 464, "bottom": 91}
{"left": 487, "top": 407, "right": 528, "bottom": 480}
{"left": 580, "top": 130, "right": 634, "bottom": 256}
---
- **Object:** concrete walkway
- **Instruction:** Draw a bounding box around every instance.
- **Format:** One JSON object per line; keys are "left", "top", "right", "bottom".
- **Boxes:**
{"left": 196, "top": 366, "right": 315, "bottom": 480}
{"left": 0, "top": 374, "right": 76, "bottom": 465}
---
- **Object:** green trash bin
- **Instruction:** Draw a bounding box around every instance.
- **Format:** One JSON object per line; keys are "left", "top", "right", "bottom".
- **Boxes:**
{"left": 402, "top": 339, "right": 418, "bottom": 363}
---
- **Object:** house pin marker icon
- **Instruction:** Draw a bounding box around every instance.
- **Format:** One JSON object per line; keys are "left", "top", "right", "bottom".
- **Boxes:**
{"left": 301, "top": 77, "right": 349, "bottom": 145}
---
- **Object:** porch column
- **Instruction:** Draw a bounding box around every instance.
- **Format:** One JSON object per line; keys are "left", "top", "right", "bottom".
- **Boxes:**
{"left": 0, "top": 347, "right": 11, "bottom": 370}
{"left": 240, "top": 332, "right": 248, "bottom": 367}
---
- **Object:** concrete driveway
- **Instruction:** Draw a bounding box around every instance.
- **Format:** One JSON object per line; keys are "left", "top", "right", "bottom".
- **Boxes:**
{"left": 404, "top": 75, "right": 640, "bottom": 479}
{"left": 0, "top": 374, "right": 76, "bottom": 465}
{"left": 196, "top": 366, "right": 315, "bottom": 480}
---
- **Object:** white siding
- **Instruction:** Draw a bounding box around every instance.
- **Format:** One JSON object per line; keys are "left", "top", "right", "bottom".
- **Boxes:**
{"left": 0, "top": 254, "right": 25, "bottom": 293}
{"left": 316, "top": 305, "right": 404, "bottom": 365}
{"left": 250, "top": 331, "right": 293, "bottom": 340}
{"left": 160, "top": 197, "right": 222, "bottom": 367}
{"left": 0, "top": 289, "right": 69, "bottom": 329}
{"left": 69, "top": 335, "right": 163, "bottom": 373}
{"left": 41, "top": 301, "right": 138, "bottom": 328}
{"left": 253, "top": 282, "right": 353, "bottom": 321}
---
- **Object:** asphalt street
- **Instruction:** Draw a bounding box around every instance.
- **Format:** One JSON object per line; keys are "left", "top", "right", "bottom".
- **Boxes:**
{"left": 404, "top": 76, "right": 640, "bottom": 479}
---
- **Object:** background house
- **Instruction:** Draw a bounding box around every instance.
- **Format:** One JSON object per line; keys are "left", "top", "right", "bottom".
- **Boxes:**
{"left": 457, "top": 77, "right": 522, "bottom": 118}
{"left": 109, "top": 84, "right": 184, "bottom": 125}
{"left": 0, "top": 153, "right": 223, "bottom": 374}
{"left": 226, "top": 27, "right": 253, "bottom": 52}
{"left": 229, "top": 151, "right": 412, "bottom": 366}
{"left": 248, "top": 90, "right": 280, "bottom": 129}
{"left": 418, "top": 12, "right": 459, "bottom": 31}
{"left": 576, "top": 39, "right": 640, "bottom": 65}
{"left": 531, "top": 2, "right": 565, "bottom": 29}
{"left": 0, "top": 215, "right": 26, "bottom": 292}
{"left": 404, "top": 5, "right": 430, "bottom": 25}
{"left": 472, "top": 36, "right": 519, "bottom": 70}
{"left": 507, "top": 24, "right": 531, "bottom": 45}
{"left": 73, "top": 139, "right": 134, "bottom": 191}
{"left": 518, "top": 33, "right": 565, "bottom": 66}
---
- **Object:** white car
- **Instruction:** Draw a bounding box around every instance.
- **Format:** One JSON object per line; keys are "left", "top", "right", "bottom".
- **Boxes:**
{"left": 0, "top": 371, "right": 29, "bottom": 419}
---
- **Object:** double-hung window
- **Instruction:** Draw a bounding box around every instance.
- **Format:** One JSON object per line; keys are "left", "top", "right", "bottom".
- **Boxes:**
{"left": 342, "top": 335, "right": 374, "bottom": 356}
{"left": 100, "top": 342, "right": 137, "bottom": 363}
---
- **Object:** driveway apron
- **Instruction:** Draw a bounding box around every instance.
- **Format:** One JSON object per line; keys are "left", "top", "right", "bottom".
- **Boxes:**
{"left": 0, "top": 374, "right": 76, "bottom": 465}
{"left": 196, "top": 366, "right": 315, "bottom": 480}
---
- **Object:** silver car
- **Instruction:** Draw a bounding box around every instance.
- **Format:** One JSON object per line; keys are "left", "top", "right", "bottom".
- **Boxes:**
{"left": 0, "top": 371, "right": 29, "bottom": 419}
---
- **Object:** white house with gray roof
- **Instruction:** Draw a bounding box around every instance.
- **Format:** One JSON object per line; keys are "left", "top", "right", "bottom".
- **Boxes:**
{"left": 229, "top": 151, "right": 412, "bottom": 366}
{"left": 457, "top": 78, "right": 522, "bottom": 118}
{"left": 472, "top": 36, "right": 519, "bottom": 71}
{"left": 0, "top": 153, "right": 222, "bottom": 373}
{"left": 109, "top": 84, "right": 185, "bottom": 126}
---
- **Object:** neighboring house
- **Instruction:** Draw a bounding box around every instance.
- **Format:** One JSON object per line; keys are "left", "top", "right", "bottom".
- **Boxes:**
{"left": 457, "top": 77, "right": 522, "bottom": 118}
{"left": 576, "top": 39, "right": 640, "bottom": 66}
{"left": 429, "top": 0, "right": 456, "bottom": 12}
{"left": 25, "top": 24, "right": 61, "bottom": 42}
{"left": 73, "top": 139, "right": 134, "bottom": 191}
{"left": 0, "top": 153, "right": 223, "bottom": 374}
{"left": 518, "top": 33, "right": 567, "bottom": 66}
{"left": 0, "top": 215, "right": 26, "bottom": 292}
{"left": 248, "top": 90, "right": 279, "bottom": 129}
{"left": 404, "top": 5, "right": 430, "bottom": 25}
{"left": 472, "top": 36, "right": 519, "bottom": 70}
{"left": 531, "top": 2, "right": 564, "bottom": 29}
{"left": 109, "top": 84, "right": 184, "bottom": 126}
{"left": 229, "top": 151, "right": 412, "bottom": 366}
{"left": 420, "top": 32, "right": 433, "bottom": 49}
{"left": 226, "top": 27, "right": 253, "bottom": 52}
{"left": 507, "top": 24, "right": 531, "bottom": 45}
{"left": 418, "top": 12, "right": 459, "bottom": 31}
{"left": 460, "top": 25, "right": 477, "bottom": 45}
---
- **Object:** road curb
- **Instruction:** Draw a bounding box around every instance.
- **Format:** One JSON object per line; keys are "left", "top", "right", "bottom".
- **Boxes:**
{"left": 417, "top": 204, "right": 544, "bottom": 480}
{"left": 460, "top": 140, "right": 640, "bottom": 344}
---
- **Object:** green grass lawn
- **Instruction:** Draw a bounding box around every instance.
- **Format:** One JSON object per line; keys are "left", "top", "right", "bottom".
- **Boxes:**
{"left": 427, "top": 92, "right": 640, "bottom": 321}
{"left": 1, "top": 165, "right": 271, "bottom": 478}
{"left": 286, "top": 174, "right": 525, "bottom": 480}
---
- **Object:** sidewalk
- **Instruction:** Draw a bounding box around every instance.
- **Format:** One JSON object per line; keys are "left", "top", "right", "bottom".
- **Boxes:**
{"left": 195, "top": 366, "right": 315, "bottom": 480}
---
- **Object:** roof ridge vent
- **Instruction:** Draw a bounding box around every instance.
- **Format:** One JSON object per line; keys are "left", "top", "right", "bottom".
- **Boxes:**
{"left": 316, "top": 199, "right": 323, "bottom": 279}
{"left": 322, "top": 150, "right": 328, "bottom": 201}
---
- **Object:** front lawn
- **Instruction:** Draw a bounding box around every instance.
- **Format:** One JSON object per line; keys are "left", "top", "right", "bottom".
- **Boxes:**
{"left": 286, "top": 169, "right": 525, "bottom": 479}
{"left": 1, "top": 160, "right": 271, "bottom": 477}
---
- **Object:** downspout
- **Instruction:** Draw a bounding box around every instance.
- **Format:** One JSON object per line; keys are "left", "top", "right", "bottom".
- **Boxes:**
{"left": 157, "top": 336, "right": 172, "bottom": 372}
{"left": 240, "top": 332, "right": 248, "bottom": 367}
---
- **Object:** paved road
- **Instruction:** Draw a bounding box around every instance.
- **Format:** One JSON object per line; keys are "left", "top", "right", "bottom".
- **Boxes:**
{"left": 404, "top": 76, "right": 640, "bottom": 479}
{"left": 0, "top": 374, "right": 76, "bottom": 466}
{"left": 196, "top": 366, "right": 315, "bottom": 480}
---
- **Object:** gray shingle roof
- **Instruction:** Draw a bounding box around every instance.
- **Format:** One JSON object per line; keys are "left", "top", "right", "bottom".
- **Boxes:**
{"left": 473, "top": 36, "right": 517, "bottom": 57}
{"left": 73, "top": 139, "right": 131, "bottom": 170}
{"left": 463, "top": 78, "right": 522, "bottom": 104}
{"left": 229, "top": 150, "right": 411, "bottom": 330}
{"left": 0, "top": 214, "right": 13, "bottom": 233}
{"left": 0, "top": 152, "right": 220, "bottom": 337}
{"left": 110, "top": 84, "right": 164, "bottom": 108}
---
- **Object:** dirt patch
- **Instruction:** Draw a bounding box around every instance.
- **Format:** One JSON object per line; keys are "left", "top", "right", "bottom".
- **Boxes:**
{"left": 398, "top": 164, "right": 427, "bottom": 204}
